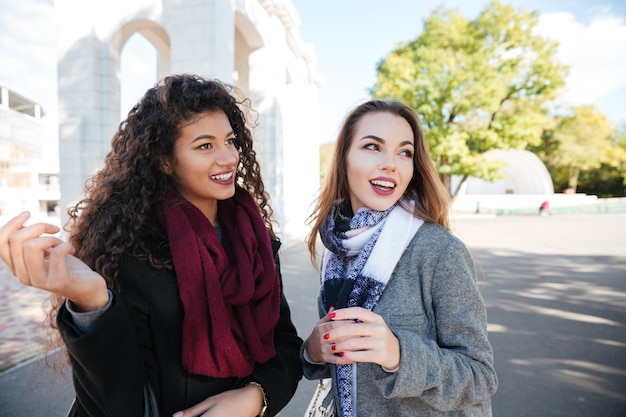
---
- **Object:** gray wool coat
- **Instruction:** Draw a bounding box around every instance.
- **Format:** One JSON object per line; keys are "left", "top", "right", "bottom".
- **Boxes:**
{"left": 302, "top": 222, "right": 498, "bottom": 416}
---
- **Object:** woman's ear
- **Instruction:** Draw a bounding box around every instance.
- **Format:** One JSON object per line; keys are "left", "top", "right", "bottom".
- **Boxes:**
{"left": 160, "top": 158, "right": 174, "bottom": 176}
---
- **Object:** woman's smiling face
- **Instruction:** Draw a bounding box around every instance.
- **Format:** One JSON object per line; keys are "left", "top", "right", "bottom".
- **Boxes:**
{"left": 346, "top": 111, "right": 414, "bottom": 214}
{"left": 171, "top": 110, "right": 239, "bottom": 223}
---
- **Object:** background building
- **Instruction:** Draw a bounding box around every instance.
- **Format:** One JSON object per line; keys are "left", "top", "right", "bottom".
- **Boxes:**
{"left": 461, "top": 150, "right": 555, "bottom": 195}
{"left": 452, "top": 149, "right": 598, "bottom": 214}
{"left": 56, "top": 0, "right": 321, "bottom": 238}
{"left": 0, "top": 86, "right": 59, "bottom": 221}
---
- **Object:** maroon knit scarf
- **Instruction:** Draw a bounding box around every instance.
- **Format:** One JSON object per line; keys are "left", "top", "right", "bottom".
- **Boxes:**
{"left": 158, "top": 187, "right": 280, "bottom": 377}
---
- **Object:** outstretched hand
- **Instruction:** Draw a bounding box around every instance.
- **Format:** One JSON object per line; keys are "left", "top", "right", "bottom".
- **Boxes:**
{"left": 0, "top": 212, "right": 108, "bottom": 311}
{"left": 304, "top": 306, "right": 401, "bottom": 371}
{"left": 172, "top": 383, "right": 264, "bottom": 417}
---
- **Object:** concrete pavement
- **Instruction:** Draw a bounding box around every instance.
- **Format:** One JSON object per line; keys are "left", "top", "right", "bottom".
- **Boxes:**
{"left": 1, "top": 212, "right": 625, "bottom": 416}
{"left": 452, "top": 213, "right": 626, "bottom": 417}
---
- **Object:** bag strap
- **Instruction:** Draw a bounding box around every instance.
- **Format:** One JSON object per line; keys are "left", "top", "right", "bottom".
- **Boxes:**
{"left": 306, "top": 378, "right": 336, "bottom": 417}
{"left": 65, "top": 398, "right": 78, "bottom": 417}
{"left": 143, "top": 381, "right": 160, "bottom": 417}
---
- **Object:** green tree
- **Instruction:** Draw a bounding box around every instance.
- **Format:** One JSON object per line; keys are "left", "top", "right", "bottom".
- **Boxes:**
{"left": 575, "top": 123, "right": 626, "bottom": 197}
{"left": 609, "top": 124, "right": 626, "bottom": 190}
{"left": 371, "top": 0, "right": 568, "bottom": 198}
{"left": 575, "top": 163, "right": 624, "bottom": 197}
{"left": 530, "top": 120, "right": 626, "bottom": 196}
{"left": 550, "top": 105, "right": 616, "bottom": 192}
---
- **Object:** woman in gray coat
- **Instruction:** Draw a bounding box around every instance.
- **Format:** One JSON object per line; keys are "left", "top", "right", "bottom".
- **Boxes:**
{"left": 302, "top": 99, "right": 497, "bottom": 416}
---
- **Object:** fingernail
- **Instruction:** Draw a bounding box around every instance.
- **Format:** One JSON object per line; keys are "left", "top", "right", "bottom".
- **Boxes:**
{"left": 329, "top": 312, "right": 336, "bottom": 319}
{"left": 339, "top": 352, "right": 345, "bottom": 357}
{"left": 323, "top": 333, "right": 330, "bottom": 340}
{"left": 331, "top": 345, "right": 336, "bottom": 351}
{"left": 173, "top": 412, "right": 183, "bottom": 417}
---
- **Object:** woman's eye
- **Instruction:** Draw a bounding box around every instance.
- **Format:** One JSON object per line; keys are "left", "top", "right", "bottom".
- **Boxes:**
{"left": 364, "top": 143, "right": 379, "bottom": 151}
{"left": 400, "top": 149, "right": 413, "bottom": 157}
{"left": 198, "top": 143, "right": 212, "bottom": 150}
{"left": 226, "top": 138, "right": 236, "bottom": 146}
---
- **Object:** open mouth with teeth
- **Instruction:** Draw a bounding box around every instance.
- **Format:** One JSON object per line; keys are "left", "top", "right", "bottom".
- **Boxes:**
{"left": 370, "top": 179, "right": 395, "bottom": 190}
{"left": 211, "top": 172, "right": 233, "bottom": 181}
{"left": 210, "top": 171, "right": 234, "bottom": 184}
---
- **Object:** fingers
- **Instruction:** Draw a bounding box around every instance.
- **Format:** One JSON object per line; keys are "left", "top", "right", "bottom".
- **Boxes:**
{"left": 19, "top": 236, "right": 65, "bottom": 287}
{"left": 11, "top": 229, "right": 62, "bottom": 283}
{"left": 322, "top": 328, "right": 397, "bottom": 367}
{"left": 172, "top": 385, "right": 263, "bottom": 417}
{"left": 310, "top": 319, "right": 358, "bottom": 364}
{"left": 317, "top": 307, "right": 336, "bottom": 325}
{"left": 321, "top": 307, "right": 400, "bottom": 368}
{"left": 324, "top": 307, "right": 384, "bottom": 342}
{"left": 329, "top": 306, "right": 380, "bottom": 323}
{"left": 1, "top": 213, "right": 110, "bottom": 310}
{"left": 0, "top": 211, "right": 31, "bottom": 272}
{"left": 40, "top": 241, "right": 76, "bottom": 291}
{"left": 303, "top": 308, "right": 345, "bottom": 363}
{"left": 308, "top": 307, "right": 399, "bottom": 366}
{"left": 1, "top": 213, "right": 61, "bottom": 279}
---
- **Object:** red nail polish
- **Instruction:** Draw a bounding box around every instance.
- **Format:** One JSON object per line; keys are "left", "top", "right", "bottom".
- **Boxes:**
{"left": 329, "top": 312, "right": 336, "bottom": 319}
{"left": 331, "top": 345, "right": 336, "bottom": 351}
{"left": 323, "top": 333, "right": 330, "bottom": 340}
{"left": 339, "top": 352, "right": 345, "bottom": 357}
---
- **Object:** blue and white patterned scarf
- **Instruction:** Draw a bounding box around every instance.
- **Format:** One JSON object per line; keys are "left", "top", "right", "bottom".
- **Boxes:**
{"left": 319, "top": 201, "right": 423, "bottom": 417}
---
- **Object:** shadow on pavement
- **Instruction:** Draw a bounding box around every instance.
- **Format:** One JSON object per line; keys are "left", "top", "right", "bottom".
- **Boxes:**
{"left": 473, "top": 248, "right": 626, "bottom": 417}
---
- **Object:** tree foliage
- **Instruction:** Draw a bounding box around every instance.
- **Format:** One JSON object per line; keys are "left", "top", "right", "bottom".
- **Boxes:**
{"left": 608, "top": 124, "right": 626, "bottom": 183}
{"left": 551, "top": 105, "right": 616, "bottom": 191}
{"left": 533, "top": 119, "right": 626, "bottom": 195}
{"left": 371, "top": 0, "right": 568, "bottom": 198}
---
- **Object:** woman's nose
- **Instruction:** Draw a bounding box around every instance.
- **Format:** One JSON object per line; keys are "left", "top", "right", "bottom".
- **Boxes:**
{"left": 379, "top": 152, "right": 397, "bottom": 171}
{"left": 217, "top": 146, "right": 238, "bottom": 165}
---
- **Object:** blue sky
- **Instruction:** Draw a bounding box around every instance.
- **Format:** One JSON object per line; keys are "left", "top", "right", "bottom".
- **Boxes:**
{"left": 290, "top": 0, "right": 626, "bottom": 141}
{"left": 1, "top": 0, "right": 625, "bottom": 148}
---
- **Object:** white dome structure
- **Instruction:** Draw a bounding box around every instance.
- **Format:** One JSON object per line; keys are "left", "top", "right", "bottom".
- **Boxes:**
{"left": 460, "top": 149, "right": 554, "bottom": 195}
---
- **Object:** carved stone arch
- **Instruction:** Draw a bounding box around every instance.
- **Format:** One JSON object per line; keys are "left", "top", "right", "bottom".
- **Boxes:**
{"left": 235, "top": 12, "right": 265, "bottom": 51}
{"left": 234, "top": 11, "right": 265, "bottom": 95}
{"left": 57, "top": 0, "right": 321, "bottom": 237}
{"left": 112, "top": 19, "right": 171, "bottom": 80}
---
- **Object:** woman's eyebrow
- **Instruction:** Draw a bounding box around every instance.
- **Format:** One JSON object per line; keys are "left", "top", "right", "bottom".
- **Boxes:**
{"left": 190, "top": 134, "right": 215, "bottom": 143}
{"left": 359, "top": 135, "right": 414, "bottom": 147}
{"left": 359, "top": 134, "right": 383, "bottom": 143}
{"left": 190, "top": 130, "right": 235, "bottom": 143}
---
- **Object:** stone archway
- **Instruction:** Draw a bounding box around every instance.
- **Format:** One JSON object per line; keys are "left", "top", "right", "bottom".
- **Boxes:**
{"left": 55, "top": 0, "right": 320, "bottom": 237}
{"left": 113, "top": 19, "right": 171, "bottom": 81}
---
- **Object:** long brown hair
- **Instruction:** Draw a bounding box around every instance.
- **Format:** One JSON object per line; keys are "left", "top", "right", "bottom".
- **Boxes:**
{"left": 305, "top": 99, "right": 450, "bottom": 265}
{"left": 45, "top": 74, "right": 275, "bottom": 364}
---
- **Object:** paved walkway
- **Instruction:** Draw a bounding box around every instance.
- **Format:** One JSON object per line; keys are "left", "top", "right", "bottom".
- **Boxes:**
{"left": 1, "top": 212, "right": 625, "bottom": 416}
{"left": 0, "top": 261, "right": 49, "bottom": 372}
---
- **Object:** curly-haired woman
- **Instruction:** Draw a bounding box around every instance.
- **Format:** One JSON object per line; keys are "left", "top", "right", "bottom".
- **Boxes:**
{"left": 0, "top": 74, "right": 302, "bottom": 417}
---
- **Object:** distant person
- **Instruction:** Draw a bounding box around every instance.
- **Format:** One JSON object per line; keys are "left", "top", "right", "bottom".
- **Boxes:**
{"left": 0, "top": 74, "right": 302, "bottom": 417}
{"left": 539, "top": 200, "right": 551, "bottom": 216}
{"left": 301, "top": 99, "right": 497, "bottom": 416}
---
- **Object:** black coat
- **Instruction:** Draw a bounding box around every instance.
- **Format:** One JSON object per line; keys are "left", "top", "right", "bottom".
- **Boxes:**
{"left": 58, "top": 239, "right": 303, "bottom": 417}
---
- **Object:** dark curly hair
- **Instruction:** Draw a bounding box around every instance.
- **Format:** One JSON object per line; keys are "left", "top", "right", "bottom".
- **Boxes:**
{"left": 45, "top": 74, "right": 275, "bottom": 363}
